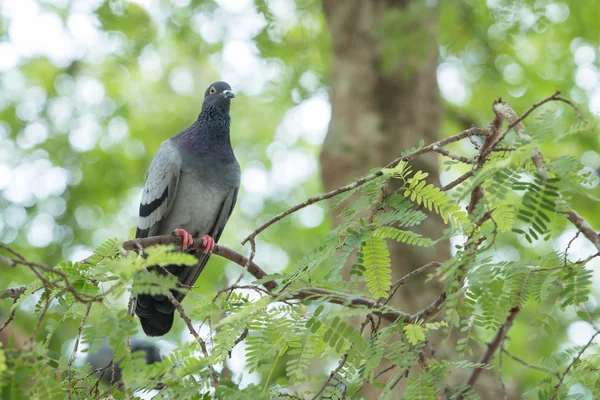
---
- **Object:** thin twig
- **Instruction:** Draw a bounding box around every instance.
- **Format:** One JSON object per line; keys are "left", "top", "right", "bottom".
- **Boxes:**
{"left": 165, "top": 291, "right": 219, "bottom": 387}
{"left": 0, "top": 299, "right": 18, "bottom": 334}
{"left": 384, "top": 261, "right": 441, "bottom": 305}
{"left": 277, "top": 393, "right": 304, "bottom": 399}
{"left": 464, "top": 98, "right": 507, "bottom": 215}
{"left": 554, "top": 96, "right": 589, "bottom": 125}
{"left": 29, "top": 289, "right": 52, "bottom": 345}
{"left": 491, "top": 97, "right": 600, "bottom": 253}
{"left": 287, "top": 287, "right": 413, "bottom": 322}
{"left": 456, "top": 307, "right": 520, "bottom": 400}
{"left": 213, "top": 285, "right": 270, "bottom": 302}
{"left": 413, "top": 292, "right": 447, "bottom": 321}
{"left": 482, "top": 91, "right": 562, "bottom": 159}
{"left": 564, "top": 209, "right": 600, "bottom": 252}
{"left": 348, "top": 364, "right": 399, "bottom": 398}
{"left": 122, "top": 236, "right": 440, "bottom": 322}
{"left": 469, "top": 135, "right": 481, "bottom": 150}
{"left": 89, "top": 361, "right": 119, "bottom": 398}
{"left": 0, "top": 243, "right": 26, "bottom": 261}
{"left": 226, "top": 237, "right": 256, "bottom": 302}
{"left": 94, "top": 383, "right": 117, "bottom": 400}
{"left": 499, "top": 342, "right": 507, "bottom": 400}
{"left": 389, "top": 369, "right": 410, "bottom": 391}
{"left": 311, "top": 353, "right": 348, "bottom": 400}
{"left": 564, "top": 231, "right": 581, "bottom": 267}
{"left": 432, "top": 145, "right": 474, "bottom": 164}
{"left": 441, "top": 170, "right": 475, "bottom": 191}
{"left": 502, "top": 349, "right": 559, "bottom": 377}
{"left": 68, "top": 303, "right": 93, "bottom": 400}
{"left": 124, "top": 237, "right": 416, "bottom": 322}
{"left": 0, "top": 250, "right": 100, "bottom": 304}
{"left": 135, "top": 235, "right": 477, "bottom": 325}
{"left": 241, "top": 127, "right": 488, "bottom": 244}
{"left": 124, "top": 291, "right": 136, "bottom": 396}
{"left": 550, "top": 330, "right": 600, "bottom": 400}
{"left": 312, "top": 317, "right": 372, "bottom": 400}
{"left": 578, "top": 303, "right": 600, "bottom": 332}
{"left": 0, "top": 254, "right": 18, "bottom": 266}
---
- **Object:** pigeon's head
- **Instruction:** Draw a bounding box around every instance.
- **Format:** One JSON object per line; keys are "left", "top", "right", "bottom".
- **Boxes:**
{"left": 202, "top": 81, "right": 235, "bottom": 111}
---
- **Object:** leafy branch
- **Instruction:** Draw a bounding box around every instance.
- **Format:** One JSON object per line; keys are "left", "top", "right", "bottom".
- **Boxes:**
{"left": 1, "top": 91, "right": 598, "bottom": 399}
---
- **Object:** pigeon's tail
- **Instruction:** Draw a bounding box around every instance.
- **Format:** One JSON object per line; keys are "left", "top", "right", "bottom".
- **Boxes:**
{"left": 135, "top": 253, "right": 211, "bottom": 337}
{"left": 136, "top": 294, "right": 176, "bottom": 337}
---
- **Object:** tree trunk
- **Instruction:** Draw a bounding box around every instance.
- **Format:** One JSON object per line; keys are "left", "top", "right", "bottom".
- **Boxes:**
{"left": 320, "top": 0, "right": 502, "bottom": 397}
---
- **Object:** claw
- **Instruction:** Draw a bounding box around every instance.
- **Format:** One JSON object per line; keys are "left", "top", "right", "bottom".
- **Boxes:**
{"left": 200, "top": 235, "right": 215, "bottom": 254}
{"left": 173, "top": 228, "right": 193, "bottom": 250}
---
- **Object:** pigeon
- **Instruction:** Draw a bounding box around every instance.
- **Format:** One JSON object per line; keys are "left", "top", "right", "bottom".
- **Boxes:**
{"left": 86, "top": 339, "right": 162, "bottom": 383}
{"left": 134, "top": 81, "right": 240, "bottom": 337}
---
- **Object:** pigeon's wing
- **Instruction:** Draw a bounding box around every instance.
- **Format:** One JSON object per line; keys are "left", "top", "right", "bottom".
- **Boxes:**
{"left": 136, "top": 139, "right": 182, "bottom": 239}
{"left": 210, "top": 185, "right": 239, "bottom": 242}
{"left": 170, "top": 185, "right": 239, "bottom": 302}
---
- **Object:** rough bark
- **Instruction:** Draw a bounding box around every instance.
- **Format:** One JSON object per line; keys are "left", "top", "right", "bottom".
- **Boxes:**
{"left": 320, "top": 0, "right": 501, "bottom": 397}
{"left": 321, "top": 0, "right": 443, "bottom": 312}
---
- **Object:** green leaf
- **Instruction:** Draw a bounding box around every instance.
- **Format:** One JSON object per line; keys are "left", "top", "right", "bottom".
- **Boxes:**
{"left": 373, "top": 226, "right": 433, "bottom": 247}
{"left": 402, "top": 170, "right": 468, "bottom": 227}
{"left": 361, "top": 234, "right": 392, "bottom": 299}
{"left": 404, "top": 323, "right": 426, "bottom": 345}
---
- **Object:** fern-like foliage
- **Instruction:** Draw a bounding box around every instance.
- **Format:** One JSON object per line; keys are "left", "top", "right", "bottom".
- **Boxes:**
{"left": 373, "top": 226, "right": 432, "bottom": 247}
{"left": 6, "top": 104, "right": 599, "bottom": 400}
{"left": 559, "top": 267, "right": 593, "bottom": 307}
{"left": 360, "top": 234, "right": 392, "bottom": 299}
{"left": 404, "top": 170, "right": 468, "bottom": 227}
{"left": 286, "top": 326, "right": 319, "bottom": 382}
{"left": 83, "top": 237, "right": 122, "bottom": 266}
{"left": 511, "top": 175, "right": 559, "bottom": 242}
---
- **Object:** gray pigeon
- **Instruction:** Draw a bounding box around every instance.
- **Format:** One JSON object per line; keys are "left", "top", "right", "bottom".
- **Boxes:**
{"left": 86, "top": 339, "right": 162, "bottom": 383}
{"left": 135, "top": 81, "right": 240, "bottom": 336}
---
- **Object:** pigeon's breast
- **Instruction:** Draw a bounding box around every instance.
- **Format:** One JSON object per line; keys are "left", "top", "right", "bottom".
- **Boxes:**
{"left": 160, "top": 157, "right": 239, "bottom": 237}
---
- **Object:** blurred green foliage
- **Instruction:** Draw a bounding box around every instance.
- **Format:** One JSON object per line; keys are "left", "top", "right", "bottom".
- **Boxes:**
{"left": 0, "top": 0, "right": 599, "bottom": 398}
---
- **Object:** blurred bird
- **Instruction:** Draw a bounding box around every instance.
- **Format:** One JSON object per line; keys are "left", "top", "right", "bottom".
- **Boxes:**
{"left": 86, "top": 339, "right": 162, "bottom": 383}
{"left": 134, "top": 81, "right": 240, "bottom": 336}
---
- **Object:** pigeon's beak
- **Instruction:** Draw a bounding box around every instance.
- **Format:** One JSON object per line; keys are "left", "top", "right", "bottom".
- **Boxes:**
{"left": 223, "top": 90, "right": 235, "bottom": 99}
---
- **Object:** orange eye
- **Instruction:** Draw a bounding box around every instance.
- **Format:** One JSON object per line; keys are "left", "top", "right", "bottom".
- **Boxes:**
{"left": 209, "top": 87, "right": 216, "bottom": 94}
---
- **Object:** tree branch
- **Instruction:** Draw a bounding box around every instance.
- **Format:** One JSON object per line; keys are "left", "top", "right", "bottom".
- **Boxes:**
{"left": 241, "top": 127, "right": 488, "bottom": 245}
{"left": 432, "top": 145, "right": 474, "bottom": 164}
{"left": 564, "top": 210, "right": 600, "bottom": 253}
{"left": 68, "top": 303, "right": 93, "bottom": 400}
{"left": 0, "top": 91, "right": 595, "bottom": 399}
{"left": 0, "top": 285, "right": 28, "bottom": 300}
{"left": 453, "top": 94, "right": 587, "bottom": 397}
{"left": 165, "top": 290, "right": 219, "bottom": 388}
{"left": 491, "top": 96, "right": 600, "bottom": 252}
{"left": 384, "top": 261, "right": 441, "bottom": 305}
{"left": 311, "top": 315, "right": 372, "bottom": 400}
{"left": 481, "top": 90, "right": 562, "bottom": 159}
{"left": 0, "top": 299, "right": 18, "bottom": 334}
{"left": 550, "top": 330, "right": 600, "bottom": 400}
{"left": 455, "top": 307, "right": 520, "bottom": 400}
{"left": 0, "top": 244, "right": 102, "bottom": 304}
{"left": 502, "top": 349, "right": 559, "bottom": 378}
{"left": 441, "top": 170, "right": 475, "bottom": 192}
{"left": 122, "top": 237, "right": 420, "bottom": 323}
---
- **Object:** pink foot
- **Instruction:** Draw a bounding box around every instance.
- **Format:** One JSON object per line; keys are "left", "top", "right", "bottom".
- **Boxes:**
{"left": 173, "top": 228, "right": 193, "bottom": 250}
{"left": 200, "top": 235, "right": 215, "bottom": 254}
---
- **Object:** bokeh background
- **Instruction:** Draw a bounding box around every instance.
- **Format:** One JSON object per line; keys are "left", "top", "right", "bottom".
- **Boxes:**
{"left": 1, "top": 0, "right": 599, "bottom": 397}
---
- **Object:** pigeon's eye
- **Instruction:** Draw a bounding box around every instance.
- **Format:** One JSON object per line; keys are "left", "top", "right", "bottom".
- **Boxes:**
{"left": 209, "top": 87, "right": 216, "bottom": 95}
